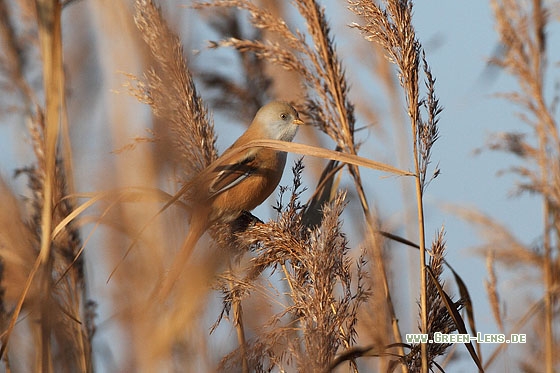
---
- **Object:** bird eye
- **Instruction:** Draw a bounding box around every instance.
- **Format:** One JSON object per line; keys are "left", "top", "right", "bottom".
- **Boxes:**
{"left": 280, "top": 113, "right": 288, "bottom": 120}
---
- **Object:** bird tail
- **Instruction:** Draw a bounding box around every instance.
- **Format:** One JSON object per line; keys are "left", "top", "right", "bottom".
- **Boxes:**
{"left": 155, "top": 215, "right": 208, "bottom": 300}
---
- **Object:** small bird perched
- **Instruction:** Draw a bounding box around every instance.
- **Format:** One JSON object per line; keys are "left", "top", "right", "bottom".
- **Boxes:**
{"left": 158, "top": 101, "right": 304, "bottom": 298}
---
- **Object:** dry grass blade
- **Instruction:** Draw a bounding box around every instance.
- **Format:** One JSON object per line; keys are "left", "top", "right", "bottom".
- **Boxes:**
{"left": 482, "top": 288, "right": 560, "bottom": 370}
{"left": 51, "top": 188, "right": 155, "bottom": 241}
{"left": 484, "top": 251, "right": 503, "bottom": 333}
{"left": 302, "top": 157, "right": 344, "bottom": 227}
{"left": 425, "top": 267, "right": 484, "bottom": 372}
{"left": 35, "top": 0, "right": 63, "bottom": 264}
{"left": 329, "top": 343, "right": 411, "bottom": 371}
{"left": 119, "top": 0, "right": 220, "bottom": 290}
{"left": 1, "top": 0, "right": 67, "bottom": 367}
{"left": 239, "top": 139, "right": 413, "bottom": 176}
{"left": 445, "top": 261, "right": 481, "bottom": 365}
{"left": 191, "top": 3, "right": 276, "bottom": 115}
{"left": 49, "top": 186, "right": 188, "bottom": 283}
{"left": 382, "top": 227, "right": 482, "bottom": 366}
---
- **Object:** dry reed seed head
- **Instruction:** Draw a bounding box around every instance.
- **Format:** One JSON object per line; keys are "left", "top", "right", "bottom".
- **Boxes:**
{"left": 288, "top": 193, "right": 366, "bottom": 370}
{"left": 194, "top": 0, "right": 306, "bottom": 53}
{"left": 17, "top": 132, "right": 88, "bottom": 368}
{"left": 403, "top": 228, "right": 467, "bottom": 370}
{"left": 3, "top": 159, "right": 89, "bottom": 370}
{"left": 212, "top": 160, "right": 308, "bottom": 335}
{"left": 486, "top": 132, "right": 534, "bottom": 158}
{"left": 294, "top": 0, "right": 357, "bottom": 149}
{"left": 349, "top": 0, "right": 424, "bottom": 114}
{"left": 132, "top": 0, "right": 217, "bottom": 179}
{"left": 192, "top": 6, "right": 276, "bottom": 115}
{"left": 0, "top": 0, "right": 40, "bottom": 116}
{"left": 349, "top": 0, "right": 445, "bottom": 191}
{"left": 198, "top": 0, "right": 359, "bottom": 155}
{"left": 16, "top": 158, "right": 83, "bottom": 276}
{"left": 417, "top": 53, "right": 442, "bottom": 191}
{"left": 485, "top": 250, "right": 504, "bottom": 332}
{"left": 212, "top": 158, "right": 368, "bottom": 371}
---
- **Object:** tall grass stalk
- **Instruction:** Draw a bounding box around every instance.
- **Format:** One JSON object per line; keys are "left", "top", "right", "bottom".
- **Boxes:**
{"left": 349, "top": 1, "right": 443, "bottom": 371}
{"left": 479, "top": 0, "right": 559, "bottom": 371}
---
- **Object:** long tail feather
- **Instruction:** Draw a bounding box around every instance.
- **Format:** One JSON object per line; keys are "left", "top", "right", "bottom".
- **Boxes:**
{"left": 155, "top": 214, "right": 208, "bottom": 300}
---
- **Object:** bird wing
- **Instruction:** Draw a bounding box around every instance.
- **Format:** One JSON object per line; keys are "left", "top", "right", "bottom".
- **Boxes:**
{"left": 208, "top": 152, "right": 258, "bottom": 198}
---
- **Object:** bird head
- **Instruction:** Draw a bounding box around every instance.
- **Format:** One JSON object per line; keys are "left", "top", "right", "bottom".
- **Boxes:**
{"left": 252, "top": 101, "right": 304, "bottom": 142}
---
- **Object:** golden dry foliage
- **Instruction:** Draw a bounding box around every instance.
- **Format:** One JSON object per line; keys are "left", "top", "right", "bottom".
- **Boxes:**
{"left": 209, "top": 162, "right": 369, "bottom": 372}
{"left": 128, "top": 0, "right": 218, "bottom": 178}
{"left": 1, "top": 0, "right": 557, "bottom": 372}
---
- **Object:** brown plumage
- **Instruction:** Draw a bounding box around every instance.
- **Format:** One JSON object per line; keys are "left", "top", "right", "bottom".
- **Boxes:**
{"left": 157, "top": 101, "right": 303, "bottom": 298}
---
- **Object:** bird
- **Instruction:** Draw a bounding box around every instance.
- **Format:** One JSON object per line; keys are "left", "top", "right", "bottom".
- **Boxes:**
{"left": 157, "top": 101, "right": 304, "bottom": 298}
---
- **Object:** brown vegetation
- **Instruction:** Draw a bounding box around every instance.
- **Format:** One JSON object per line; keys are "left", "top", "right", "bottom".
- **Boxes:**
{"left": 0, "top": 0, "right": 557, "bottom": 372}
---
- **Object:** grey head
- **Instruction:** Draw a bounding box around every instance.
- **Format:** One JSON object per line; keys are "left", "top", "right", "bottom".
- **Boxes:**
{"left": 252, "top": 101, "right": 304, "bottom": 142}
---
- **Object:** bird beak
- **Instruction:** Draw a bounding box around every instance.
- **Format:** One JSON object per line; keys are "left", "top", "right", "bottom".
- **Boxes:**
{"left": 293, "top": 118, "right": 304, "bottom": 126}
